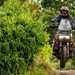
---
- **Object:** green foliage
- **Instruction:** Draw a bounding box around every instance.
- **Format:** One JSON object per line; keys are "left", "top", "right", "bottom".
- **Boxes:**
{"left": 27, "top": 64, "right": 56, "bottom": 75}
{"left": 0, "top": 0, "right": 4, "bottom": 5}
{"left": 41, "top": 0, "right": 52, "bottom": 8}
{"left": 41, "top": 0, "right": 62, "bottom": 9}
{"left": 27, "top": 65, "right": 49, "bottom": 75}
{"left": 0, "top": 0, "right": 52, "bottom": 75}
{"left": 34, "top": 44, "right": 52, "bottom": 64}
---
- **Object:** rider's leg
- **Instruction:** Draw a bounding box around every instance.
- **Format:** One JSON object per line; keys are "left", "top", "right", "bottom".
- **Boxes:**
{"left": 69, "top": 36, "right": 73, "bottom": 58}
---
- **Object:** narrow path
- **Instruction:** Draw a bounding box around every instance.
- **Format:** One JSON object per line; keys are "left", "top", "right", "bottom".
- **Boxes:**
{"left": 56, "top": 70, "right": 75, "bottom": 75}
{"left": 41, "top": 63, "right": 75, "bottom": 75}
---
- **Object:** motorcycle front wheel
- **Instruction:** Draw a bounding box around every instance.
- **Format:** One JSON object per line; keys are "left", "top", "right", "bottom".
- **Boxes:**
{"left": 60, "top": 45, "right": 66, "bottom": 69}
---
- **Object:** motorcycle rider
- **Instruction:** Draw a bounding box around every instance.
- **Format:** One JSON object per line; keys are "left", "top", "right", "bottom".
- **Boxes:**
{"left": 53, "top": 6, "right": 74, "bottom": 26}
{"left": 52, "top": 6, "right": 75, "bottom": 58}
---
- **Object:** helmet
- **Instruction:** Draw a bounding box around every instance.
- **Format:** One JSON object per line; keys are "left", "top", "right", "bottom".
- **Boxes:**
{"left": 60, "top": 6, "right": 69, "bottom": 17}
{"left": 60, "top": 6, "right": 69, "bottom": 11}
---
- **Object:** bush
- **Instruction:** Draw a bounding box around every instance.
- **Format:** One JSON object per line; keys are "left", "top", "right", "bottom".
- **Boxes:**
{"left": 0, "top": 0, "right": 51, "bottom": 75}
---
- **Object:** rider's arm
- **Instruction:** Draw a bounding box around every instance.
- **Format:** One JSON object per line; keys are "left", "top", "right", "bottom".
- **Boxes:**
{"left": 51, "top": 15, "right": 60, "bottom": 27}
{"left": 70, "top": 18, "right": 75, "bottom": 30}
{"left": 51, "top": 16, "right": 60, "bottom": 23}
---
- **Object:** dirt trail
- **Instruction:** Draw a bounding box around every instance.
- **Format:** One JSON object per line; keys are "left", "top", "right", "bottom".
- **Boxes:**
{"left": 56, "top": 70, "right": 75, "bottom": 75}
{"left": 41, "top": 63, "right": 75, "bottom": 75}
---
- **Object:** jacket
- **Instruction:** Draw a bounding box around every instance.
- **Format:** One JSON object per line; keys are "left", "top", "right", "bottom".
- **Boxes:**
{"left": 52, "top": 15, "right": 75, "bottom": 29}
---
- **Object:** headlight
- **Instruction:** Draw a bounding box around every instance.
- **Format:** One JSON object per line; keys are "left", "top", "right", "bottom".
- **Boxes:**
{"left": 59, "top": 35, "right": 70, "bottom": 39}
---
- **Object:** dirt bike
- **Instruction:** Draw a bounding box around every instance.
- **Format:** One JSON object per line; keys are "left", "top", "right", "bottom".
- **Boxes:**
{"left": 53, "top": 19, "right": 73, "bottom": 68}
{"left": 57, "top": 31, "right": 73, "bottom": 68}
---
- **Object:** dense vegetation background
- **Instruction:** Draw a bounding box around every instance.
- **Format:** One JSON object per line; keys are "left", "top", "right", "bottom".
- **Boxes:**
{"left": 0, "top": 0, "right": 75, "bottom": 75}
